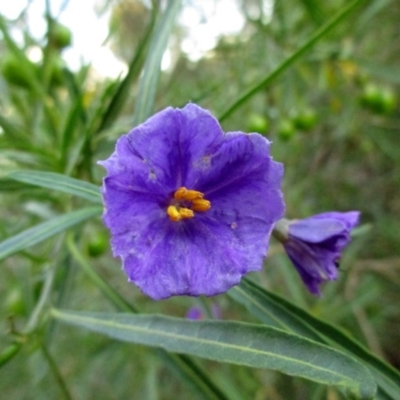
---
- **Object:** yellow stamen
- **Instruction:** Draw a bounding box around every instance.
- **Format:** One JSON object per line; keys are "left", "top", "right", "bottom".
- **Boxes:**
{"left": 179, "top": 207, "right": 195, "bottom": 219}
{"left": 174, "top": 186, "right": 204, "bottom": 201}
{"left": 191, "top": 199, "right": 211, "bottom": 212}
{"left": 167, "top": 205, "right": 181, "bottom": 222}
{"left": 168, "top": 187, "right": 210, "bottom": 222}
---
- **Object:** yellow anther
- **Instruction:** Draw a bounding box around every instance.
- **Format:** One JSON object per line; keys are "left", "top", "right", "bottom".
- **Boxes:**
{"left": 167, "top": 205, "right": 181, "bottom": 222}
{"left": 178, "top": 207, "right": 195, "bottom": 219}
{"left": 174, "top": 186, "right": 204, "bottom": 201}
{"left": 169, "top": 187, "right": 210, "bottom": 221}
{"left": 191, "top": 199, "right": 211, "bottom": 212}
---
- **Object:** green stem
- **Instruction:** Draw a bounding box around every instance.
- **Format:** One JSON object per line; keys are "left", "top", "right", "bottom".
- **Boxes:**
{"left": 66, "top": 234, "right": 136, "bottom": 312}
{"left": 24, "top": 264, "right": 56, "bottom": 334}
{"left": 41, "top": 345, "right": 74, "bottom": 400}
{"left": 272, "top": 218, "right": 290, "bottom": 243}
{"left": 218, "top": 0, "right": 365, "bottom": 122}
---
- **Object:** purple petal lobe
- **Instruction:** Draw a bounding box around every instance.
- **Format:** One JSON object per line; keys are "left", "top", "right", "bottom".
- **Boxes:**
{"left": 288, "top": 218, "right": 347, "bottom": 243}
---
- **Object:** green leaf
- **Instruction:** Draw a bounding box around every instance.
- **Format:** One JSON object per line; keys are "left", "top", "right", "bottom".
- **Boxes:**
{"left": 7, "top": 171, "right": 102, "bottom": 204}
{"left": 0, "top": 344, "right": 21, "bottom": 368}
{"left": 0, "top": 207, "right": 101, "bottom": 261}
{"left": 52, "top": 309, "right": 376, "bottom": 400}
{"left": 132, "top": 0, "right": 182, "bottom": 125}
{"left": 0, "top": 114, "right": 26, "bottom": 137}
{"left": 296, "top": 0, "right": 326, "bottom": 25}
{"left": 358, "top": 61, "right": 400, "bottom": 84}
{"left": 229, "top": 278, "right": 400, "bottom": 400}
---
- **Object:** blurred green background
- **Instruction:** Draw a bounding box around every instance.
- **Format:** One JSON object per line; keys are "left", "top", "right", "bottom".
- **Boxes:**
{"left": 1, "top": 0, "right": 399, "bottom": 399}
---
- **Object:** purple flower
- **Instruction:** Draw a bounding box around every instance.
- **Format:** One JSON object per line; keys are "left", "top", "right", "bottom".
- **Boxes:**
{"left": 186, "top": 307, "right": 205, "bottom": 320}
{"left": 186, "top": 304, "right": 221, "bottom": 320}
{"left": 274, "top": 212, "right": 360, "bottom": 295}
{"left": 99, "top": 103, "right": 284, "bottom": 300}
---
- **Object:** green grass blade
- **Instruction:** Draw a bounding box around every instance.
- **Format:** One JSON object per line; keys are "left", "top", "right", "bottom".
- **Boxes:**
{"left": 7, "top": 171, "right": 102, "bottom": 204}
{"left": 52, "top": 309, "right": 376, "bottom": 399}
{"left": 132, "top": 0, "right": 182, "bottom": 125}
{"left": 0, "top": 207, "right": 101, "bottom": 261}
{"left": 229, "top": 278, "right": 400, "bottom": 399}
{"left": 218, "top": 0, "right": 365, "bottom": 122}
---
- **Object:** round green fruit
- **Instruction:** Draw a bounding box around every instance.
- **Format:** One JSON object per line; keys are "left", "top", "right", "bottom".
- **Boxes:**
{"left": 247, "top": 113, "right": 269, "bottom": 134}
{"left": 1, "top": 54, "right": 38, "bottom": 89}
{"left": 50, "top": 23, "right": 72, "bottom": 49}
{"left": 293, "top": 108, "right": 317, "bottom": 131}
{"left": 360, "top": 84, "right": 396, "bottom": 114}
{"left": 359, "top": 83, "right": 381, "bottom": 110}
{"left": 277, "top": 119, "right": 295, "bottom": 141}
{"left": 5, "top": 289, "right": 26, "bottom": 316}
{"left": 378, "top": 88, "right": 397, "bottom": 114}
{"left": 87, "top": 231, "right": 109, "bottom": 257}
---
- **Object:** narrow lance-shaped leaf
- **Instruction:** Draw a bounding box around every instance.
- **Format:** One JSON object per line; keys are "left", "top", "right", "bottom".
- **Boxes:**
{"left": 229, "top": 278, "right": 400, "bottom": 400}
{"left": 132, "top": 0, "right": 182, "bottom": 125}
{"left": 7, "top": 170, "right": 102, "bottom": 204}
{"left": 0, "top": 344, "right": 21, "bottom": 369}
{"left": 52, "top": 309, "right": 377, "bottom": 400}
{"left": 0, "top": 207, "right": 102, "bottom": 261}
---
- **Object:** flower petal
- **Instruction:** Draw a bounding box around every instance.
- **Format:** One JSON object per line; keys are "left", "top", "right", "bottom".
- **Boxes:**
{"left": 288, "top": 218, "right": 347, "bottom": 243}
{"left": 127, "top": 104, "right": 224, "bottom": 189}
{"left": 122, "top": 217, "right": 257, "bottom": 299}
{"left": 284, "top": 239, "right": 339, "bottom": 295}
{"left": 190, "top": 132, "right": 284, "bottom": 224}
{"left": 288, "top": 212, "right": 360, "bottom": 243}
{"left": 310, "top": 211, "right": 360, "bottom": 230}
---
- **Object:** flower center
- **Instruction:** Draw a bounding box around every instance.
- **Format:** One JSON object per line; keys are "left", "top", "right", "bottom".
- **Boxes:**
{"left": 167, "top": 187, "right": 211, "bottom": 222}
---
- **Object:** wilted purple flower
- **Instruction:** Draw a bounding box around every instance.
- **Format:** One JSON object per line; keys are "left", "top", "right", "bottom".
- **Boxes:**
{"left": 274, "top": 212, "right": 360, "bottom": 295}
{"left": 99, "top": 103, "right": 284, "bottom": 300}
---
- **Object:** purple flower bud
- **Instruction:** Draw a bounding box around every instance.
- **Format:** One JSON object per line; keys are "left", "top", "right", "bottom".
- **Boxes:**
{"left": 274, "top": 212, "right": 360, "bottom": 295}
{"left": 98, "top": 103, "right": 285, "bottom": 300}
{"left": 186, "top": 307, "right": 204, "bottom": 320}
{"left": 186, "top": 304, "right": 221, "bottom": 320}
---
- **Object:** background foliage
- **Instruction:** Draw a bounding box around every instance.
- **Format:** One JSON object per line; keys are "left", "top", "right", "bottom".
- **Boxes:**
{"left": 1, "top": 0, "right": 400, "bottom": 399}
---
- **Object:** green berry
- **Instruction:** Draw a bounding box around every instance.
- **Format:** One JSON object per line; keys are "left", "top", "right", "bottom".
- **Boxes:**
{"left": 293, "top": 108, "right": 317, "bottom": 131}
{"left": 50, "top": 23, "right": 72, "bottom": 50}
{"left": 247, "top": 113, "right": 269, "bottom": 134}
{"left": 1, "top": 54, "right": 38, "bottom": 89}
{"left": 87, "top": 231, "right": 109, "bottom": 257}
{"left": 360, "top": 84, "right": 396, "bottom": 114}
{"left": 277, "top": 119, "right": 295, "bottom": 141}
